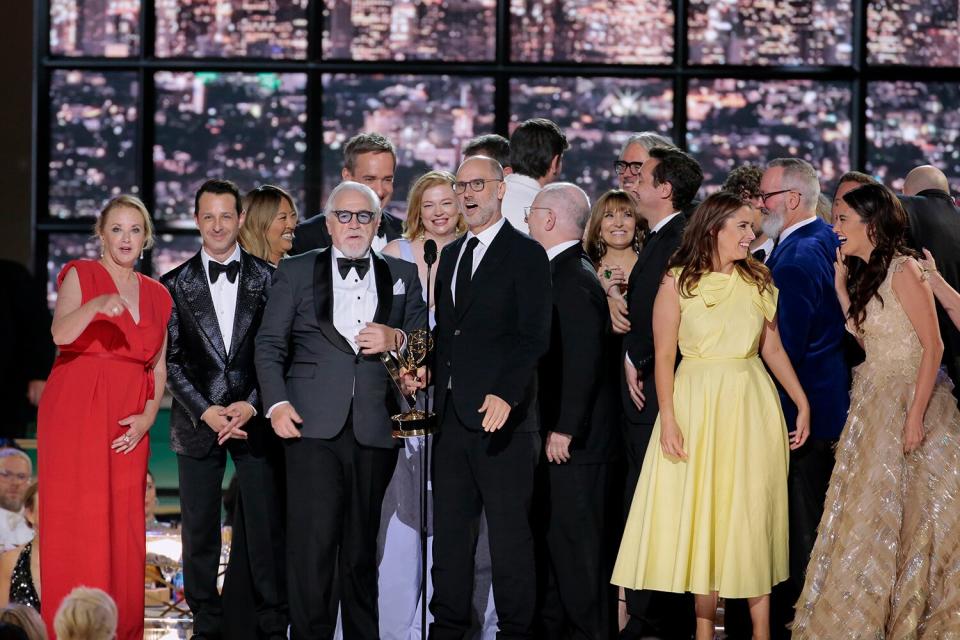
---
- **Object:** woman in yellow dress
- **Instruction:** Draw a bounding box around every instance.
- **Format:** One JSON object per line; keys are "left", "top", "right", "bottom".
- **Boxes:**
{"left": 612, "top": 191, "right": 810, "bottom": 640}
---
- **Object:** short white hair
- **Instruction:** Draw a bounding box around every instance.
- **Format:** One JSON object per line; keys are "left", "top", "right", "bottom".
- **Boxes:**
{"left": 619, "top": 131, "right": 676, "bottom": 159}
{"left": 767, "top": 158, "right": 821, "bottom": 212}
{"left": 538, "top": 182, "right": 592, "bottom": 232}
{"left": 0, "top": 448, "right": 32, "bottom": 473}
{"left": 324, "top": 181, "right": 381, "bottom": 217}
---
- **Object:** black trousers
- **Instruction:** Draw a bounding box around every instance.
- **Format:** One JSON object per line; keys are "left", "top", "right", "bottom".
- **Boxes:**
{"left": 536, "top": 461, "right": 611, "bottom": 640}
{"left": 177, "top": 442, "right": 287, "bottom": 638}
{"left": 285, "top": 420, "right": 398, "bottom": 640}
{"left": 429, "top": 398, "right": 541, "bottom": 640}
{"left": 620, "top": 422, "right": 695, "bottom": 640}
{"left": 724, "top": 437, "right": 836, "bottom": 640}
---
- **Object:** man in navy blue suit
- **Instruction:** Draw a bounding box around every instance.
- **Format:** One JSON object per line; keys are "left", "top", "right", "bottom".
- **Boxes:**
{"left": 755, "top": 158, "right": 850, "bottom": 638}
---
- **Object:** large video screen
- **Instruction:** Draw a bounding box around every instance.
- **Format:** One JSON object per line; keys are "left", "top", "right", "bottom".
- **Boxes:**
{"left": 687, "top": 78, "right": 852, "bottom": 194}
{"left": 322, "top": 0, "right": 496, "bottom": 61}
{"left": 320, "top": 74, "right": 496, "bottom": 216}
{"left": 50, "top": 0, "right": 140, "bottom": 57}
{"left": 868, "top": 0, "right": 960, "bottom": 66}
{"left": 866, "top": 82, "right": 960, "bottom": 191}
{"left": 45, "top": 233, "right": 102, "bottom": 309}
{"left": 510, "top": 0, "right": 673, "bottom": 64}
{"left": 49, "top": 70, "right": 140, "bottom": 220}
{"left": 687, "top": 0, "right": 853, "bottom": 65}
{"left": 155, "top": 0, "right": 308, "bottom": 59}
{"left": 153, "top": 72, "right": 308, "bottom": 226}
{"left": 509, "top": 76, "right": 674, "bottom": 197}
{"left": 151, "top": 233, "right": 201, "bottom": 277}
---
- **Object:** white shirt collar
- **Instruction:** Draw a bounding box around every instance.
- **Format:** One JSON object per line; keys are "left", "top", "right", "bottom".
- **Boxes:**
{"left": 650, "top": 211, "right": 681, "bottom": 234}
{"left": 504, "top": 173, "right": 541, "bottom": 190}
{"left": 467, "top": 216, "right": 507, "bottom": 247}
{"left": 546, "top": 239, "right": 581, "bottom": 261}
{"left": 200, "top": 244, "right": 241, "bottom": 269}
{"left": 778, "top": 216, "right": 817, "bottom": 243}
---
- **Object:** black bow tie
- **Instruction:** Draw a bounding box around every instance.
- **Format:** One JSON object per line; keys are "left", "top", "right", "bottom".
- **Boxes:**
{"left": 752, "top": 248, "right": 767, "bottom": 262}
{"left": 337, "top": 257, "right": 370, "bottom": 279}
{"left": 208, "top": 260, "right": 240, "bottom": 284}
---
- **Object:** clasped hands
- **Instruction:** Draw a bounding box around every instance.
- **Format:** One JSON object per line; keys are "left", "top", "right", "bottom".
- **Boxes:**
{"left": 202, "top": 401, "right": 256, "bottom": 445}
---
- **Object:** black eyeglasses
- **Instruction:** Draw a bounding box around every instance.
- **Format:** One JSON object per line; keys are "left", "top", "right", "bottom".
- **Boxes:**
{"left": 759, "top": 189, "right": 796, "bottom": 205}
{"left": 330, "top": 210, "right": 376, "bottom": 224}
{"left": 614, "top": 160, "right": 643, "bottom": 176}
{"left": 452, "top": 178, "right": 502, "bottom": 194}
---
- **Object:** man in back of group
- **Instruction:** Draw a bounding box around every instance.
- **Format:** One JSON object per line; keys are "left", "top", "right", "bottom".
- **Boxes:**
{"left": 900, "top": 164, "right": 960, "bottom": 396}
{"left": 291, "top": 132, "right": 403, "bottom": 254}
{"left": 464, "top": 134, "right": 512, "bottom": 174}
{"left": 502, "top": 118, "right": 569, "bottom": 234}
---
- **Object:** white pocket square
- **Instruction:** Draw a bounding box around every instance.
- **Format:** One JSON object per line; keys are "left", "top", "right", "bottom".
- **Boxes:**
{"left": 393, "top": 279, "right": 406, "bottom": 295}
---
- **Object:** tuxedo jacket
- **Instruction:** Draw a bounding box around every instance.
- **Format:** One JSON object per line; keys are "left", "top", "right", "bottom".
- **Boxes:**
{"left": 766, "top": 218, "right": 849, "bottom": 440}
{"left": 289, "top": 212, "right": 404, "bottom": 255}
{"left": 433, "top": 220, "right": 552, "bottom": 433}
{"left": 255, "top": 248, "right": 427, "bottom": 448}
{"left": 621, "top": 212, "right": 687, "bottom": 425}
{"left": 538, "top": 244, "right": 616, "bottom": 464}
{"left": 162, "top": 249, "right": 274, "bottom": 458}
{"left": 901, "top": 189, "right": 960, "bottom": 388}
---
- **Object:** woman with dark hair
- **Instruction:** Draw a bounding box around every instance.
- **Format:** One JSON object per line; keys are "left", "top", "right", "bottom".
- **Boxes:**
{"left": 612, "top": 191, "right": 809, "bottom": 640}
{"left": 793, "top": 183, "right": 960, "bottom": 638}
{"left": 237, "top": 184, "right": 299, "bottom": 267}
{"left": 584, "top": 189, "right": 643, "bottom": 299}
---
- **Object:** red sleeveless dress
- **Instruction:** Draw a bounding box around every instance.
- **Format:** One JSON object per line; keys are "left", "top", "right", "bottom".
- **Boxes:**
{"left": 38, "top": 260, "right": 172, "bottom": 639}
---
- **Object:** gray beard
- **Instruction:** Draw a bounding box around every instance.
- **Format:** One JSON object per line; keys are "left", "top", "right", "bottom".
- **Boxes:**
{"left": 761, "top": 213, "right": 785, "bottom": 240}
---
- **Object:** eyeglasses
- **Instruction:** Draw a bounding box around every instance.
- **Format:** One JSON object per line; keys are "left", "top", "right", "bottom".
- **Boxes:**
{"left": 330, "top": 210, "right": 376, "bottom": 225}
{"left": 452, "top": 178, "right": 502, "bottom": 194}
{"left": 0, "top": 470, "right": 30, "bottom": 483}
{"left": 523, "top": 206, "right": 553, "bottom": 223}
{"left": 759, "top": 189, "right": 797, "bottom": 205}
{"left": 614, "top": 160, "right": 643, "bottom": 176}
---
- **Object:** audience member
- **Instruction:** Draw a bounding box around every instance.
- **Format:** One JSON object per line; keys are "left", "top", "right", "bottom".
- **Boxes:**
{"left": 793, "top": 183, "right": 960, "bottom": 638}
{"left": 256, "top": 181, "right": 427, "bottom": 638}
{"left": 429, "top": 156, "right": 552, "bottom": 639}
{"left": 38, "top": 194, "right": 171, "bottom": 640}
{"left": 162, "top": 179, "right": 287, "bottom": 640}
{"left": 291, "top": 133, "right": 403, "bottom": 254}
{"left": 463, "top": 134, "right": 512, "bottom": 173}
{"left": 143, "top": 469, "right": 169, "bottom": 532}
{"left": 0, "top": 605, "right": 46, "bottom": 640}
{"left": 0, "top": 261, "right": 54, "bottom": 439}
{"left": 238, "top": 184, "right": 300, "bottom": 267}
{"left": 528, "top": 183, "right": 617, "bottom": 638}
{"left": 614, "top": 191, "right": 809, "bottom": 640}
{"left": 618, "top": 146, "right": 701, "bottom": 639}
{"left": 899, "top": 164, "right": 960, "bottom": 398}
{"left": 758, "top": 158, "right": 849, "bottom": 636}
{"left": 0, "top": 452, "right": 31, "bottom": 554}
{"left": 503, "top": 118, "right": 569, "bottom": 234}
{"left": 52, "top": 587, "right": 117, "bottom": 640}
{"left": 0, "top": 623, "right": 27, "bottom": 640}
{"left": 0, "top": 482, "right": 38, "bottom": 611}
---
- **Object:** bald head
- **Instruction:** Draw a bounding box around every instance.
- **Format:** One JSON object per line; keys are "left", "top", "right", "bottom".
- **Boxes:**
{"left": 457, "top": 155, "right": 504, "bottom": 181}
{"left": 903, "top": 165, "right": 950, "bottom": 196}
{"left": 527, "top": 183, "right": 590, "bottom": 249}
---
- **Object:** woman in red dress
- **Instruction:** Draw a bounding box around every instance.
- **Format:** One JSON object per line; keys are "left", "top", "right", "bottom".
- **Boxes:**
{"left": 38, "top": 195, "right": 172, "bottom": 639}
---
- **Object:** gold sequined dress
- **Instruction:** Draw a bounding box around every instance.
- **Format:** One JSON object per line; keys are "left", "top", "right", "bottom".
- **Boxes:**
{"left": 792, "top": 257, "right": 960, "bottom": 638}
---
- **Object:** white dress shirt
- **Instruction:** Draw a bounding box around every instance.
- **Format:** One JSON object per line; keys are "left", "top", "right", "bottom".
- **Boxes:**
{"left": 0, "top": 507, "right": 32, "bottom": 552}
{"left": 451, "top": 216, "right": 507, "bottom": 305}
{"left": 331, "top": 247, "right": 378, "bottom": 354}
{"left": 501, "top": 173, "right": 541, "bottom": 234}
{"left": 546, "top": 239, "right": 581, "bottom": 261}
{"left": 778, "top": 216, "right": 817, "bottom": 244}
{"left": 649, "top": 211, "right": 682, "bottom": 235}
{"left": 201, "top": 244, "right": 241, "bottom": 354}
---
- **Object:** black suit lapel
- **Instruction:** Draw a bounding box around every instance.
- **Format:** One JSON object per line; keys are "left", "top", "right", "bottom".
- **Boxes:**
{"left": 458, "top": 221, "right": 511, "bottom": 318}
{"left": 372, "top": 252, "right": 393, "bottom": 325}
{"left": 312, "top": 249, "right": 354, "bottom": 354}
{"left": 435, "top": 236, "right": 463, "bottom": 324}
{"left": 227, "top": 250, "right": 259, "bottom": 363}
{"left": 181, "top": 253, "right": 228, "bottom": 363}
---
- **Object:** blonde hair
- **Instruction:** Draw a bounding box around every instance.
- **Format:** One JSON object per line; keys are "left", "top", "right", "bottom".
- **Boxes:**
{"left": 0, "top": 604, "right": 47, "bottom": 640}
{"left": 402, "top": 171, "right": 465, "bottom": 240}
{"left": 94, "top": 194, "right": 155, "bottom": 250}
{"left": 53, "top": 587, "right": 117, "bottom": 640}
{"left": 238, "top": 185, "right": 299, "bottom": 263}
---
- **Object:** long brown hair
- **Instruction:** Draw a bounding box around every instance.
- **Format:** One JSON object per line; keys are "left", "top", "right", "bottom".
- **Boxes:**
{"left": 842, "top": 183, "right": 913, "bottom": 329}
{"left": 583, "top": 189, "right": 644, "bottom": 265}
{"left": 669, "top": 191, "right": 772, "bottom": 298}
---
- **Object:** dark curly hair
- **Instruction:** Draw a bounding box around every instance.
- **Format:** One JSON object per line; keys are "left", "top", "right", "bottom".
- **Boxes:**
{"left": 842, "top": 183, "right": 915, "bottom": 329}
{"left": 669, "top": 191, "right": 772, "bottom": 298}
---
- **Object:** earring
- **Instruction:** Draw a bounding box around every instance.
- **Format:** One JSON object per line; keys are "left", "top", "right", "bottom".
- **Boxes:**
{"left": 596, "top": 236, "right": 607, "bottom": 260}
{"left": 140, "top": 249, "right": 144, "bottom": 261}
